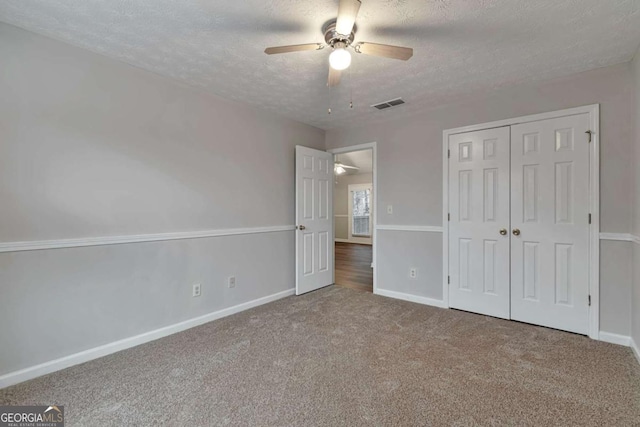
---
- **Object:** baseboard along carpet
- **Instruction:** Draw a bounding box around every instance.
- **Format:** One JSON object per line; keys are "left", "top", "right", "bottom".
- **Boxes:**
{"left": 1, "top": 286, "right": 639, "bottom": 426}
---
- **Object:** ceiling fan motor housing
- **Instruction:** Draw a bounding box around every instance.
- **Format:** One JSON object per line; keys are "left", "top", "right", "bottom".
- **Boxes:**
{"left": 323, "top": 19, "right": 356, "bottom": 48}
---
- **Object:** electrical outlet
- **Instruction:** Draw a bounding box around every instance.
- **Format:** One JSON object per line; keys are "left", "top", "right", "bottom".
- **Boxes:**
{"left": 387, "top": 205, "right": 393, "bottom": 214}
{"left": 192, "top": 283, "right": 201, "bottom": 297}
{"left": 228, "top": 276, "right": 236, "bottom": 288}
{"left": 409, "top": 268, "right": 417, "bottom": 279}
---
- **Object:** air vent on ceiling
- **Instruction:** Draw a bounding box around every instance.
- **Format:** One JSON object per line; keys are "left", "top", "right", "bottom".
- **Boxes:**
{"left": 372, "top": 98, "right": 405, "bottom": 110}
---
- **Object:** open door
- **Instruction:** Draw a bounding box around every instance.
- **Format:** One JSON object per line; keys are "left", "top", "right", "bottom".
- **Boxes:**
{"left": 296, "top": 145, "right": 334, "bottom": 295}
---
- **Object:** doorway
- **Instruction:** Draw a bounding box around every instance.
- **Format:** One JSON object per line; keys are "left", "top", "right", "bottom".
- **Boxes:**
{"left": 332, "top": 147, "right": 374, "bottom": 293}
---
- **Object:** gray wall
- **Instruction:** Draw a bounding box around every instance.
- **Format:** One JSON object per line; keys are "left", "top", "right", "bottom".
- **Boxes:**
{"left": 0, "top": 23, "right": 324, "bottom": 375}
{"left": 632, "top": 48, "right": 640, "bottom": 348}
{"left": 1, "top": 20, "right": 637, "bottom": 379}
{"left": 334, "top": 174, "right": 373, "bottom": 240}
{"left": 0, "top": 24, "right": 324, "bottom": 240}
{"left": 326, "top": 63, "right": 635, "bottom": 336}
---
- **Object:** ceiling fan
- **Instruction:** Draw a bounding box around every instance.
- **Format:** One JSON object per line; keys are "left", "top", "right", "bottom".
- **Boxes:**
{"left": 334, "top": 162, "right": 359, "bottom": 175}
{"left": 264, "top": 0, "right": 413, "bottom": 87}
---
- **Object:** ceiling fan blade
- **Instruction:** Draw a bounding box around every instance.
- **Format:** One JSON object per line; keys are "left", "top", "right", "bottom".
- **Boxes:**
{"left": 264, "top": 43, "right": 324, "bottom": 55}
{"left": 339, "top": 164, "right": 360, "bottom": 170}
{"left": 354, "top": 42, "right": 413, "bottom": 61}
{"left": 336, "top": 0, "right": 361, "bottom": 35}
{"left": 328, "top": 66, "right": 342, "bottom": 87}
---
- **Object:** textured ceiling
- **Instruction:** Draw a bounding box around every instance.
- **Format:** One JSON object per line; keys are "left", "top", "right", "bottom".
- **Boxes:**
{"left": 336, "top": 149, "right": 372, "bottom": 174}
{"left": 1, "top": 1, "right": 640, "bottom": 129}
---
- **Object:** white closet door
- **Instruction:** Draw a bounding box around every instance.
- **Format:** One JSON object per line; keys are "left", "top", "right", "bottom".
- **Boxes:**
{"left": 449, "top": 127, "right": 511, "bottom": 319}
{"left": 510, "top": 114, "right": 591, "bottom": 334}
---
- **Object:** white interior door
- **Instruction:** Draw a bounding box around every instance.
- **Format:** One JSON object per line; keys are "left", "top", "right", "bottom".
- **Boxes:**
{"left": 510, "top": 114, "right": 591, "bottom": 334}
{"left": 448, "top": 127, "right": 511, "bottom": 319}
{"left": 296, "top": 145, "right": 334, "bottom": 295}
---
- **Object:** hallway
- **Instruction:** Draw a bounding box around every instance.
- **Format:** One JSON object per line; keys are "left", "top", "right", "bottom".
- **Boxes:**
{"left": 334, "top": 242, "right": 373, "bottom": 293}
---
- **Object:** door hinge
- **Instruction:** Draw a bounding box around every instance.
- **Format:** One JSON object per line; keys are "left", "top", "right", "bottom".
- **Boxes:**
{"left": 448, "top": 213, "right": 450, "bottom": 221}
{"left": 588, "top": 295, "right": 591, "bottom": 306}
{"left": 448, "top": 276, "right": 450, "bottom": 285}
{"left": 588, "top": 213, "right": 592, "bottom": 224}
{"left": 447, "top": 149, "right": 450, "bottom": 158}
{"left": 586, "top": 130, "right": 593, "bottom": 143}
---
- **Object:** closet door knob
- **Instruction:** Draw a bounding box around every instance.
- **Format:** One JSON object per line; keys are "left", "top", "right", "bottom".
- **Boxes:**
{"left": 499, "top": 229, "right": 507, "bottom": 236}
{"left": 512, "top": 228, "right": 521, "bottom": 236}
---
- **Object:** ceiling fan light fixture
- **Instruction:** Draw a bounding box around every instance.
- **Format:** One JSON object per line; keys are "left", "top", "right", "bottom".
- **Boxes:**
{"left": 329, "top": 47, "right": 351, "bottom": 70}
{"left": 335, "top": 166, "right": 346, "bottom": 175}
{"left": 264, "top": 0, "right": 413, "bottom": 87}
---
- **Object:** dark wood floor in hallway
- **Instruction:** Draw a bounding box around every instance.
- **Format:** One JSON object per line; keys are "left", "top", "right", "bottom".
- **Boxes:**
{"left": 334, "top": 242, "right": 373, "bottom": 293}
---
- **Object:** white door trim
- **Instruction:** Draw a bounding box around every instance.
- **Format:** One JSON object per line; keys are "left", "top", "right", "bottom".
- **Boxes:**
{"left": 442, "top": 104, "right": 600, "bottom": 340}
{"left": 328, "top": 142, "right": 378, "bottom": 293}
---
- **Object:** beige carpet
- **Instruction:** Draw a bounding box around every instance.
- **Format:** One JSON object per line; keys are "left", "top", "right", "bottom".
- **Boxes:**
{"left": 2, "top": 286, "right": 639, "bottom": 426}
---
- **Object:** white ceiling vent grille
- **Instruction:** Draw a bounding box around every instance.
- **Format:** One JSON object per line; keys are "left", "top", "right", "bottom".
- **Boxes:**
{"left": 371, "top": 98, "right": 405, "bottom": 110}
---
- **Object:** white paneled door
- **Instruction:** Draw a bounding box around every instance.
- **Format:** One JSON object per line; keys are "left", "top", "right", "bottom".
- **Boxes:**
{"left": 448, "top": 127, "right": 511, "bottom": 319}
{"left": 510, "top": 114, "right": 591, "bottom": 334}
{"left": 447, "top": 114, "right": 592, "bottom": 334}
{"left": 295, "top": 146, "right": 334, "bottom": 295}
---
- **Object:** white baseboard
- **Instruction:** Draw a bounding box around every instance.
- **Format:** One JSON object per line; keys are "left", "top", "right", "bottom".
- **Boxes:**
{"left": 375, "top": 288, "right": 447, "bottom": 309}
{"left": 0, "top": 288, "right": 295, "bottom": 389}
{"left": 334, "top": 238, "right": 372, "bottom": 245}
{"left": 631, "top": 338, "right": 640, "bottom": 365}
{"left": 591, "top": 333, "right": 640, "bottom": 366}
{"left": 598, "top": 332, "right": 631, "bottom": 346}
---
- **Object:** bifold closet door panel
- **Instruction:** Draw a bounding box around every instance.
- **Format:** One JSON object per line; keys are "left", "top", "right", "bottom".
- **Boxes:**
{"left": 448, "top": 127, "right": 511, "bottom": 319}
{"left": 510, "top": 114, "right": 591, "bottom": 334}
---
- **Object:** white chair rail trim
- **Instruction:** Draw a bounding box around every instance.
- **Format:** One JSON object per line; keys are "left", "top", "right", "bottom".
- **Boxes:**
{"left": 0, "top": 225, "right": 295, "bottom": 253}
{"left": 599, "top": 233, "right": 640, "bottom": 244}
{"left": 376, "top": 225, "right": 444, "bottom": 233}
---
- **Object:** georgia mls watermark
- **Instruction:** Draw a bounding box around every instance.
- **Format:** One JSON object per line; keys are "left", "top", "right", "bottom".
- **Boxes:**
{"left": 0, "top": 405, "right": 64, "bottom": 427}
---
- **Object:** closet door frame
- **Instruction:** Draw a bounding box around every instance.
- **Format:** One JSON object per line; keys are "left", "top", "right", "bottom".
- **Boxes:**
{"left": 442, "top": 104, "right": 600, "bottom": 340}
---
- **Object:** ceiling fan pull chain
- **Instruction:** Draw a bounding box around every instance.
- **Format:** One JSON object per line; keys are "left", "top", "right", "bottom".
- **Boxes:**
{"left": 349, "top": 65, "right": 353, "bottom": 109}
